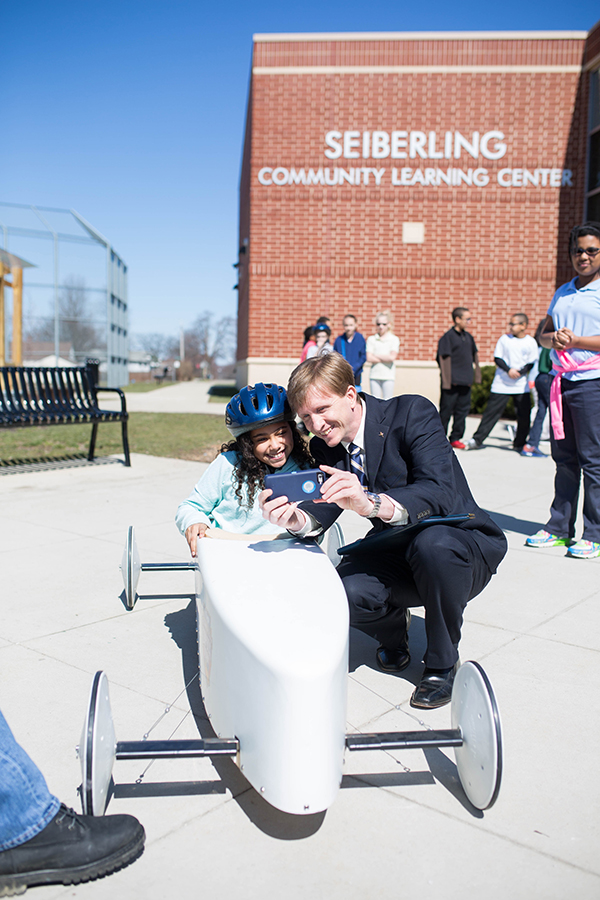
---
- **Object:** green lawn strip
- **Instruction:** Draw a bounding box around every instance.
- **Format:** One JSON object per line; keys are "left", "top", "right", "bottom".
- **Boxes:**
{"left": 0, "top": 412, "right": 229, "bottom": 464}
{"left": 120, "top": 382, "right": 175, "bottom": 393}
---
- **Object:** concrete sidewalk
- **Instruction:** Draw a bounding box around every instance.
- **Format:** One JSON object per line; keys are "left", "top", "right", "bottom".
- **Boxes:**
{"left": 0, "top": 416, "right": 598, "bottom": 899}
{"left": 97, "top": 381, "right": 230, "bottom": 416}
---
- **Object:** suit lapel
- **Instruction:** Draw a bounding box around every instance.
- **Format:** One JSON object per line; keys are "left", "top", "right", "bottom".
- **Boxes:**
{"left": 362, "top": 394, "right": 389, "bottom": 487}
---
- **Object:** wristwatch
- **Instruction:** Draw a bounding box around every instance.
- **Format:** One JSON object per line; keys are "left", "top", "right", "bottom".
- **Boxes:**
{"left": 364, "top": 491, "right": 382, "bottom": 518}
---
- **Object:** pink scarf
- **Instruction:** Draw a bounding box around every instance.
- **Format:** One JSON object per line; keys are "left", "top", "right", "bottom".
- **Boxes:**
{"left": 549, "top": 350, "right": 600, "bottom": 440}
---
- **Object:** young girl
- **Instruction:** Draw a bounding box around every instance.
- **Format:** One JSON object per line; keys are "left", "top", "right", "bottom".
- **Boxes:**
{"left": 305, "top": 323, "right": 334, "bottom": 359}
{"left": 176, "top": 382, "right": 313, "bottom": 555}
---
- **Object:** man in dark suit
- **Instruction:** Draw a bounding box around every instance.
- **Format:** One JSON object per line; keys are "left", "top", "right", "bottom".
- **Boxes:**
{"left": 260, "top": 354, "right": 507, "bottom": 709}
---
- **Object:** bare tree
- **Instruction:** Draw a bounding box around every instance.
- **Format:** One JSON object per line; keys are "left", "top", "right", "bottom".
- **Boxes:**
{"left": 58, "top": 278, "right": 103, "bottom": 354}
{"left": 23, "top": 314, "right": 54, "bottom": 343}
{"left": 23, "top": 277, "right": 102, "bottom": 357}
{"left": 183, "top": 312, "right": 236, "bottom": 379}
{"left": 134, "top": 332, "right": 176, "bottom": 361}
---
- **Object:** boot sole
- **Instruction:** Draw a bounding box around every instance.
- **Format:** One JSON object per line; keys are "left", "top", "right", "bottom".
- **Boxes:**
{"left": 0, "top": 830, "right": 144, "bottom": 894}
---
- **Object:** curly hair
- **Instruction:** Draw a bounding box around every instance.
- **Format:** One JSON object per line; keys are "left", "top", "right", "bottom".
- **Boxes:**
{"left": 218, "top": 420, "right": 314, "bottom": 507}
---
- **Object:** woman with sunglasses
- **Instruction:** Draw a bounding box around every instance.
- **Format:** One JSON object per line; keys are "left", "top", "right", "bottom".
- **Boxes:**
{"left": 526, "top": 221, "right": 600, "bottom": 559}
{"left": 366, "top": 312, "right": 399, "bottom": 399}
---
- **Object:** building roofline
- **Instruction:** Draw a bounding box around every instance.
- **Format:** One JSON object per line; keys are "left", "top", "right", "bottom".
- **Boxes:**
{"left": 253, "top": 30, "right": 589, "bottom": 43}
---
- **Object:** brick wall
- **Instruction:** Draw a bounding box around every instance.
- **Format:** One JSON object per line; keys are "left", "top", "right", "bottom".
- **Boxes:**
{"left": 238, "top": 29, "right": 597, "bottom": 367}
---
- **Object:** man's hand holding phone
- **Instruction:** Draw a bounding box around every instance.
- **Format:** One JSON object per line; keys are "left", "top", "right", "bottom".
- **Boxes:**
{"left": 259, "top": 464, "right": 381, "bottom": 529}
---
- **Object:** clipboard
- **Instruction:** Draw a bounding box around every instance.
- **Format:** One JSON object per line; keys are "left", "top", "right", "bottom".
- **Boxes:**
{"left": 337, "top": 513, "right": 475, "bottom": 557}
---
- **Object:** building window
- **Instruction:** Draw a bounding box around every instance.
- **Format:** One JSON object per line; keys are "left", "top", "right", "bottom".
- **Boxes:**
{"left": 586, "top": 70, "right": 600, "bottom": 220}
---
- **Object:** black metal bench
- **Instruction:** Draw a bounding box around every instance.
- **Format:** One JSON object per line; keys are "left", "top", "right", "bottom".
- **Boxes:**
{"left": 0, "top": 363, "right": 131, "bottom": 467}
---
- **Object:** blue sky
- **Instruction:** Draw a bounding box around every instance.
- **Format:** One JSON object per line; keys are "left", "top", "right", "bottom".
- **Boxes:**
{"left": 2, "top": 1, "right": 597, "bottom": 342}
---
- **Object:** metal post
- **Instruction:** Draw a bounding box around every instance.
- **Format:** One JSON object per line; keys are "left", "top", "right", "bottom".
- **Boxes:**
{"left": 54, "top": 235, "right": 59, "bottom": 363}
{"left": 106, "top": 244, "right": 112, "bottom": 387}
{"left": 30, "top": 207, "right": 60, "bottom": 364}
{"left": 0, "top": 262, "right": 5, "bottom": 366}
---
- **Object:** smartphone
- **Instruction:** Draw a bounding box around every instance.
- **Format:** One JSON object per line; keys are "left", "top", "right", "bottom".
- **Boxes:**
{"left": 264, "top": 468, "right": 328, "bottom": 503}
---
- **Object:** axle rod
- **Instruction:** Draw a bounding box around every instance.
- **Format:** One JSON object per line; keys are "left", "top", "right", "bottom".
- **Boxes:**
{"left": 116, "top": 738, "right": 238, "bottom": 760}
{"left": 346, "top": 728, "right": 463, "bottom": 752}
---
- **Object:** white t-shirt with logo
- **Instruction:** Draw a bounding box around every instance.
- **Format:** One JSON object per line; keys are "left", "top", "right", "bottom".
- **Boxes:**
{"left": 490, "top": 333, "right": 538, "bottom": 394}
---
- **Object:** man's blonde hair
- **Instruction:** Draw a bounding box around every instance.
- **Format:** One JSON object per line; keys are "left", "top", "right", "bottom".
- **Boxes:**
{"left": 287, "top": 352, "right": 355, "bottom": 411}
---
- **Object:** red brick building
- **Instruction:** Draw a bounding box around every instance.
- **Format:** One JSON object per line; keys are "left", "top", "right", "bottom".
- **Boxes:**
{"left": 237, "top": 24, "right": 600, "bottom": 400}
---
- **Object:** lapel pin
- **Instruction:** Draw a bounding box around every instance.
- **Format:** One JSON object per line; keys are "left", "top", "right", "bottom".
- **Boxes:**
{"left": 379, "top": 432, "right": 384, "bottom": 437}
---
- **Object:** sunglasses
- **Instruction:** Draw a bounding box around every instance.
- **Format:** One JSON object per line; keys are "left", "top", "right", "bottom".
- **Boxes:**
{"left": 572, "top": 247, "right": 600, "bottom": 258}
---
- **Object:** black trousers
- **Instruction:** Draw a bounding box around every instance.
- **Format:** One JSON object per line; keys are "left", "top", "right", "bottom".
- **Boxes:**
{"left": 439, "top": 385, "right": 472, "bottom": 442}
{"left": 546, "top": 378, "right": 600, "bottom": 543}
{"left": 472, "top": 391, "right": 531, "bottom": 449}
{"left": 336, "top": 525, "right": 493, "bottom": 669}
{"left": 528, "top": 372, "right": 552, "bottom": 448}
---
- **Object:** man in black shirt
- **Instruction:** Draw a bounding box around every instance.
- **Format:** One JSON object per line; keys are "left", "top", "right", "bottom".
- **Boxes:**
{"left": 437, "top": 308, "right": 481, "bottom": 449}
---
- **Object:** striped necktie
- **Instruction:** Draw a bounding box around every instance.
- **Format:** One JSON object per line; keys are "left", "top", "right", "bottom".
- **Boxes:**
{"left": 348, "top": 442, "right": 367, "bottom": 485}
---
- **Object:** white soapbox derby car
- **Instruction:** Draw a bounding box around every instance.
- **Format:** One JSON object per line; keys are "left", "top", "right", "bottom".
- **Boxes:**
{"left": 79, "top": 523, "right": 503, "bottom": 819}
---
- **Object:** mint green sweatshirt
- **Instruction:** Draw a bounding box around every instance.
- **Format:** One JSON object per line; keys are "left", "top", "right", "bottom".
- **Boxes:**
{"left": 175, "top": 450, "right": 307, "bottom": 536}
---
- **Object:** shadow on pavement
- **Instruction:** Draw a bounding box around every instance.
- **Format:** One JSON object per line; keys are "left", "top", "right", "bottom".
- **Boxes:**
{"left": 485, "top": 510, "right": 542, "bottom": 535}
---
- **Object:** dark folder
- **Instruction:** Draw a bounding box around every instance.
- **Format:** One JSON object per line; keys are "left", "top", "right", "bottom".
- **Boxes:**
{"left": 337, "top": 513, "right": 474, "bottom": 557}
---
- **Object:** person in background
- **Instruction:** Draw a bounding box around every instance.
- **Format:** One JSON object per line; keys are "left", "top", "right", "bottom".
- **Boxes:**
{"left": 301, "top": 316, "right": 331, "bottom": 362}
{"left": 526, "top": 221, "right": 600, "bottom": 559}
{"left": 521, "top": 318, "right": 552, "bottom": 458}
{"left": 366, "top": 312, "right": 399, "bottom": 399}
{"left": 0, "top": 708, "right": 144, "bottom": 894}
{"left": 437, "top": 307, "right": 481, "bottom": 449}
{"left": 305, "top": 323, "right": 334, "bottom": 359}
{"left": 464, "top": 313, "right": 538, "bottom": 452}
{"left": 333, "top": 314, "right": 367, "bottom": 388}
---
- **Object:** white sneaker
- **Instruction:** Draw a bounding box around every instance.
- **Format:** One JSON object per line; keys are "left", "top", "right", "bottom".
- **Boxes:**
{"left": 464, "top": 438, "right": 482, "bottom": 450}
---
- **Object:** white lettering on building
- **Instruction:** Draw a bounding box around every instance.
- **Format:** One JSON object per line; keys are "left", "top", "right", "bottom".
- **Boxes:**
{"left": 324, "top": 129, "right": 507, "bottom": 160}
{"left": 257, "top": 165, "right": 573, "bottom": 189}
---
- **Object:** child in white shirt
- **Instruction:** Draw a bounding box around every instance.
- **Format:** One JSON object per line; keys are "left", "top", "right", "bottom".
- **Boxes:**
{"left": 465, "top": 313, "right": 538, "bottom": 451}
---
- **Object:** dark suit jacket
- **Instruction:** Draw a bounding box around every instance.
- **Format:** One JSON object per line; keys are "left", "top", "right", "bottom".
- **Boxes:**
{"left": 299, "top": 392, "right": 507, "bottom": 574}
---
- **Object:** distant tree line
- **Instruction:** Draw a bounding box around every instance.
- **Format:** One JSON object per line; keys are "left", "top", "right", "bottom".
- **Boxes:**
{"left": 24, "top": 279, "right": 236, "bottom": 378}
{"left": 135, "top": 311, "right": 237, "bottom": 379}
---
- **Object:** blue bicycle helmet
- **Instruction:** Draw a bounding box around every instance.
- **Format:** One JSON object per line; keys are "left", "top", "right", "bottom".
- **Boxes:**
{"left": 225, "top": 382, "right": 295, "bottom": 438}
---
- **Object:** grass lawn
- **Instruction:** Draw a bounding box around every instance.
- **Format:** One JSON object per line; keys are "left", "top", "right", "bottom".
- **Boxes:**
{"left": 121, "top": 381, "right": 174, "bottom": 393}
{"left": 0, "top": 413, "right": 230, "bottom": 466}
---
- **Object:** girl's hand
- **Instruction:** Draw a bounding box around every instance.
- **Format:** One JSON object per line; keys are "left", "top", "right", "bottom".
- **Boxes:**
{"left": 552, "top": 328, "right": 575, "bottom": 349}
{"left": 185, "top": 523, "right": 208, "bottom": 557}
{"left": 259, "top": 489, "right": 305, "bottom": 531}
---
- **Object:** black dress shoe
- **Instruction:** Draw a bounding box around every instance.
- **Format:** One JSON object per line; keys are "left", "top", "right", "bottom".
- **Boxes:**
{"left": 0, "top": 804, "right": 145, "bottom": 893}
{"left": 376, "top": 610, "right": 411, "bottom": 672}
{"left": 410, "top": 661, "right": 459, "bottom": 709}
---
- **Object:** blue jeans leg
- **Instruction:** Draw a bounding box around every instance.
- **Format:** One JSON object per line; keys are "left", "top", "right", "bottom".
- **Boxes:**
{"left": 0, "top": 708, "right": 60, "bottom": 850}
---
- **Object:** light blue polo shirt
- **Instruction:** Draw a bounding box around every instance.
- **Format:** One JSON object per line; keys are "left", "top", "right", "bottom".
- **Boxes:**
{"left": 547, "top": 278, "right": 600, "bottom": 381}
